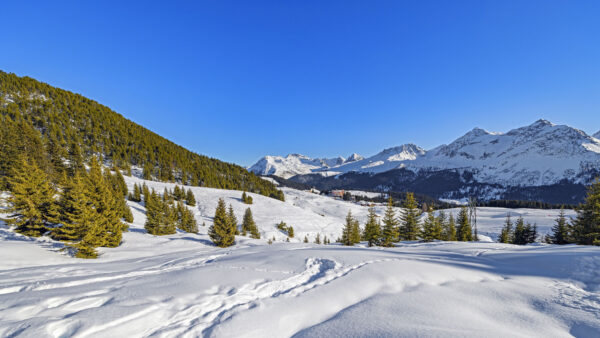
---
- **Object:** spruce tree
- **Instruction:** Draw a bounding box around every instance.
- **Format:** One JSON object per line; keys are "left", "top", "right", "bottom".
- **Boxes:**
{"left": 228, "top": 204, "right": 239, "bottom": 235}
{"left": 362, "top": 207, "right": 381, "bottom": 247}
{"left": 445, "top": 213, "right": 457, "bottom": 241}
{"left": 571, "top": 179, "right": 600, "bottom": 245}
{"left": 130, "top": 183, "right": 142, "bottom": 202}
{"left": 53, "top": 173, "right": 97, "bottom": 242}
{"left": 185, "top": 188, "right": 196, "bottom": 206}
{"left": 315, "top": 233, "right": 321, "bottom": 244}
{"left": 209, "top": 198, "right": 235, "bottom": 247}
{"left": 499, "top": 214, "right": 513, "bottom": 243}
{"left": 303, "top": 235, "right": 309, "bottom": 243}
{"left": 399, "top": 193, "right": 420, "bottom": 240}
{"left": 341, "top": 211, "right": 355, "bottom": 246}
{"left": 242, "top": 207, "right": 260, "bottom": 238}
{"left": 7, "top": 157, "right": 60, "bottom": 237}
{"left": 549, "top": 208, "right": 570, "bottom": 244}
{"left": 422, "top": 207, "right": 442, "bottom": 241}
{"left": 381, "top": 198, "right": 399, "bottom": 246}
{"left": 176, "top": 201, "right": 198, "bottom": 233}
{"left": 456, "top": 207, "right": 472, "bottom": 241}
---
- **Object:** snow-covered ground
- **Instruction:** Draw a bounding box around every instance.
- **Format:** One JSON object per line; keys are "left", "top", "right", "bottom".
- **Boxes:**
{"left": 1, "top": 177, "right": 598, "bottom": 337}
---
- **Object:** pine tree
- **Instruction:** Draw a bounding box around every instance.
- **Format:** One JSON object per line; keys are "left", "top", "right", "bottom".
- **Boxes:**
{"left": 445, "top": 213, "right": 457, "bottom": 241}
{"left": 53, "top": 173, "right": 97, "bottom": 242}
{"left": 242, "top": 208, "right": 260, "bottom": 238}
{"left": 315, "top": 233, "right": 321, "bottom": 244}
{"left": 421, "top": 207, "right": 442, "bottom": 241}
{"left": 456, "top": 207, "right": 472, "bottom": 241}
{"left": 499, "top": 214, "right": 513, "bottom": 243}
{"left": 303, "top": 235, "right": 309, "bottom": 243}
{"left": 130, "top": 183, "right": 142, "bottom": 202}
{"left": 362, "top": 207, "right": 381, "bottom": 247}
{"left": 351, "top": 217, "right": 361, "bottom": 244}
{"left": 227, "top": 204, "right": 239, "bottom": 235}
{"left": 381, "top": 198, "right": 399, "bottom": 246}
{"left": 399, "top": 193, "right": 420, "bottom": 240}
{"left": 342, "top": 210, "right": 356, "bottom": 246}
{"left": 209, "top": 198, "right": 236, "bottom": 247}
{"left": 7, "top": 157, "right": 60, "bottom": 237}
{"left": 176, "top": 202, "right": 198, "bottom": 233}
{"left": 549, "top": 208, "right": 571, "bottom": 244}
{"left": 571, "top": 179, "right": 600, "bottom": 245}
{"left": 185, "top": 188, "right": 196, "bottom": 206}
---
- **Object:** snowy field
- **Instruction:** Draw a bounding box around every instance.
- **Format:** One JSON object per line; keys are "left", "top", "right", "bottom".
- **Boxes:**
{"left": 1, "top": 177, "right": 599, "bottom": 337}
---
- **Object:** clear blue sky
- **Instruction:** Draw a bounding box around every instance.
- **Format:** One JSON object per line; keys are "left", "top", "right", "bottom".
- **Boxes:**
{"left": 2, "top": 1, "right": 599, "bottom": 166}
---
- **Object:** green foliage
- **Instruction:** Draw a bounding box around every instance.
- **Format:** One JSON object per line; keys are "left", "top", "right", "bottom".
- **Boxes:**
{"left": 547, "top": 208, "right": 571, "bottom": 244}
{"left": 362, "top": 207, "right": 381, "bottom": 247}
{"left": 144, "top": 189, "right": 177, "bottom": 235}
{"left": 314, "top": 233, "right": 321, "bottom": 244}
{"left": 381, "top": 198, "right": 399, "bottom": 246}
{"left": 456, "top": 207, "right": 472, "bottom": 241}
{"left": 6, "top": 157, "right": 60, "bottom": 236}
{"left": 303, "top": 235, "right": 309, "bottom": 243}
{"left": 341, "top": 210, "right": 360, "bottom": 246}
{"left": 185, "top": 188, "right": 196, "bottom": 206}
{"left": 511, "top": 217, "right": 537, "bottom": 245}
{"left": 209, "top": 198, "right": 236, "bottom": 247}
{"left": 498, "top": 214, "right": 513, "bottom": 244}
{"left": 242, "top": 191, "right": 253, "bottom": 204}
{"left": 444, "top": 213, "right": 457, "bottom": 241}
{"left": 571, "top": 179, "right": 600, "bottom": 245}
{"left": 399, "top": 193, "right": 420, "bottom": 241}
{"left": 0, "top": 71, "right": 283, "bottom": 200}
{"left": 242, "top": 207, "right": 260, "bottom": 239}
{"left": 276, "top": 221, "right": 294, "bottom": 238}
{"left": 176, "top": 201, "right": 198, "bottom": 233}
{"left": 421, "top": 208, "right": 443, "bottom": 242}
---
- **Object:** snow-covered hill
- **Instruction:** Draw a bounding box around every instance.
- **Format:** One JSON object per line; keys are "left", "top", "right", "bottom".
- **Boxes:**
{"left": 594, "top": 130, "right": 600, "bottom": 139}
{"left": 251, "top": 120, "right": 600, "bottom": 188}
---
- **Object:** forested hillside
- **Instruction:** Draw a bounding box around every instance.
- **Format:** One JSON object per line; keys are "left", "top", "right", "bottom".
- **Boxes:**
{"left": 0, "top": 71, "right": 283, "bottom": 200}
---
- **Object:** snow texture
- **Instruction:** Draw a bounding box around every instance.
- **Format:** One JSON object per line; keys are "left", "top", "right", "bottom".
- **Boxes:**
{"left": 1, "top": 176, "right": 598, "bottom": 337}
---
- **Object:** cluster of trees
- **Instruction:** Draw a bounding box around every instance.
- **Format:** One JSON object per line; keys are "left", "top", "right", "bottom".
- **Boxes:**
{"left": 144, "top": 187, "right": 198, "bottom": 235}
{"left": 543, "top": 179, "right": 600, "bottom": 245}
{"left": 0, "top": 71, "right": 284, "bottom": 200}
{"left": 498, "top": 215, "right": 538, "bottom": 245}
{"left": 209, "top": 198, "right": 259, "bottom": 247}
{"left": 479, "top": 199, "right": 576, "bottom": 210}
{"left": 276, "top": 221, "right": 294, "bottom": 238}
{"left": 4, "top": 156, "right": 132, "bottom": 258}
{"left": 341, "top": 193, "right": 475, "bottom": 247}
{"left": 241, "top": 191, "right": 253, "bottom": 204}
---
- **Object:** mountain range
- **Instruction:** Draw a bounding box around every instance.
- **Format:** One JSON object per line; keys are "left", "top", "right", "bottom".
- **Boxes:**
{"left": 250, "top": 120, "right": 600, "bottom": 204}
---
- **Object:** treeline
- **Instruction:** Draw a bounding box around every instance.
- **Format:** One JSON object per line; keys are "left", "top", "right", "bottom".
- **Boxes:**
{"left": 3, "top": 156, "right": 132, "bottom": 258}
{"left": 542, "top": 179, "right": 600, "bottom": 246}
{"left": 340, "top": 193, "right": 475, "bottom": 247}
{"left": 478, "top": 199, "right": 576, "bottom": 210}
{"left": 0, "top": 70, "right": 283, "bottom": 200}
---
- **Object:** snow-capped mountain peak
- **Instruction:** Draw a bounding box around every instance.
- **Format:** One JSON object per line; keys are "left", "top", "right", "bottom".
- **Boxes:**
{"left": 346, "top": 153, "right": 364, "bottom": 162}
{"left": 594, "top": 130, "right": 600, "bottom": 139}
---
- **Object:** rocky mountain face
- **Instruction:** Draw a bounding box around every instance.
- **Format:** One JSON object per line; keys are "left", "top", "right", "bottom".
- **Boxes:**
{"left": 251, "top": 120, "right": 600, "bottom": 203}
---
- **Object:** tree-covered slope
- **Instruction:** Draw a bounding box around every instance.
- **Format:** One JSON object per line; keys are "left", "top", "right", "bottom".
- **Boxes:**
{"left": 0, "top": 71, "right": 283, "bottom": 200}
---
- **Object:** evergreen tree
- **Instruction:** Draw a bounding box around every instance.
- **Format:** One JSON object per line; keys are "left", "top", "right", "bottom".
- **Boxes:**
{"left": 421, "top": 207, "right": 442, "bottom": 241}
{"left": 511, "top": 217, "right": 537, "bottom": 245}
{"left": 142, "top": 183, "right": 150, "bottom": 203}
{"left": 209, "top": 198, "right": 236, "bottom": 247}
{"left": 6, "top": 157, "right": 60, "bottom": 237}
{"left": 242, "top": 207, "right": 260, "bottom": 239}
{"left": 362, "top": 207, "right": 381, "bottom": 247}
{"left": 185, "top": 188, "right": 196, "bottom": 206}
{"left": 53, "top": 173, "right": 96, "bottom": 242}
{"left": 227, "top": 204, "right": 239, "bottom": 235}
{"left": 315, "top": 233, "right": 321, "bottom": 244}
{"left": 571, "top": 179, "right": 600, "bottom": 245}
{"left": 381, "top": 198, "right": 399, "bottom": 246}
{"left": 176, "top": 202, "right": 198, "bottom": 233}
{"left": 456, "top": 207, "right": 473, "bottom": 241}
{"left": 342, "top": 210, "right": 356, "bottom": 246}
{"left": 444, "top": 213, "right": 457, "bottom": 241}
{"left": 129, "top": 183, "right": 142, "bottom": 202}
{"left": 399, "top": 193, "right": 420, "bottom": 240}
{"left": 498, "top": 214, "right": 513, "bottom": 243}
{"left": 548, "top": 208, "right": 571, "bottom": 244}
{"left": 303, "top": 235, "right": 309, "bottom": 243}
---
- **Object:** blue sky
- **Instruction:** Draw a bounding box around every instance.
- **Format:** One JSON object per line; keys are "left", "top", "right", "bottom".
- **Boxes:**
{"left": 2, "top": 1, "right": 599, "bottom": 166}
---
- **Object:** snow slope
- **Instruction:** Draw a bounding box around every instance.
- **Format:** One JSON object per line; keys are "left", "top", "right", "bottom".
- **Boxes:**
{"left": 248, "top": 154, "right": 361, "bottom": 179}
{"left": 250, "top": 120, "right": 600, "bottom": 187}
{"left": 594, "top": 131, "right": 600, "bottom": 139}
{"left": 123, "top": 175, "right": 575, "bottom": 242}
{"left": 1, "top": 232, "right": 599, "bottom": 337}
{"left": 1, "top": 177, "right": 598, "bottom": 337}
